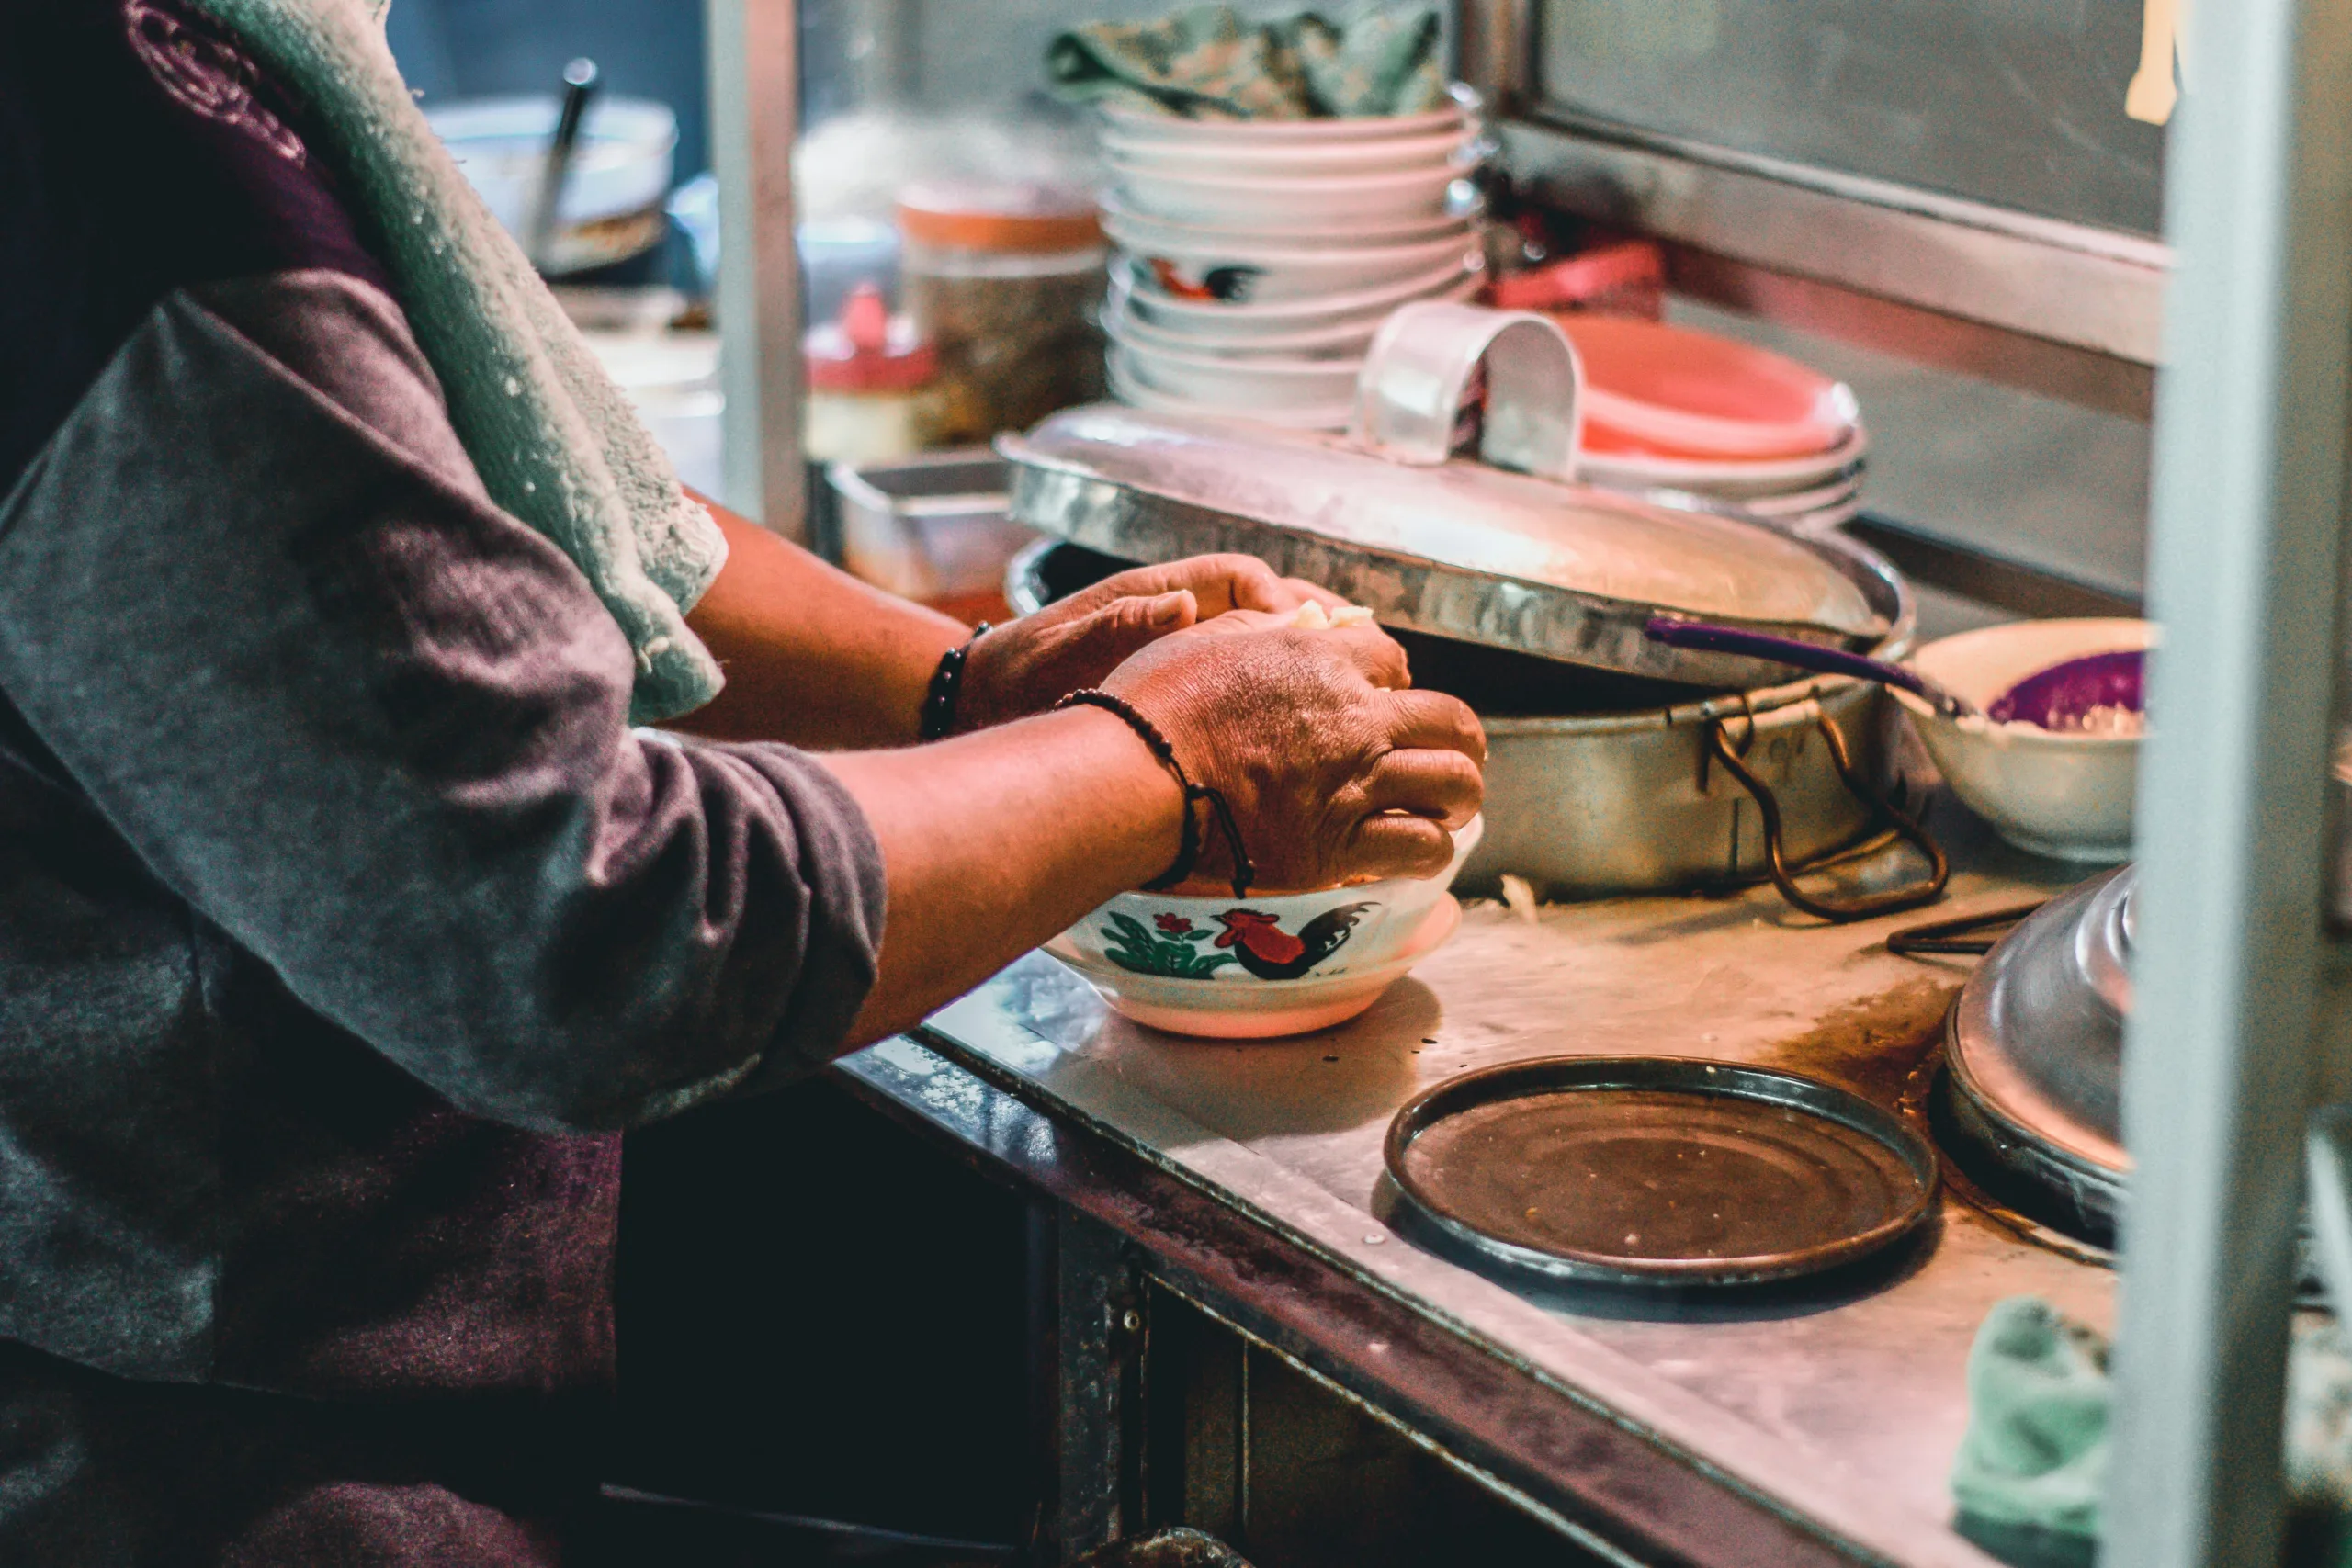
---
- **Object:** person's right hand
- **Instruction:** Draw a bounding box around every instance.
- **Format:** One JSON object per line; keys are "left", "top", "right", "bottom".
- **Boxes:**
{"left": 1100, "top": 612, "right": 1486, "bottom": 892}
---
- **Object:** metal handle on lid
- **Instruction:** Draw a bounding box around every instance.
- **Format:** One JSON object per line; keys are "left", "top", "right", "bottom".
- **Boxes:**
{"left": 1350, "top": 303, "right": 1582, "bottom": 479}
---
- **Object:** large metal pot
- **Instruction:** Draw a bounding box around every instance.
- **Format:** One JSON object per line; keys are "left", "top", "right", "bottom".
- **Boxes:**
{"left": 1470, "top": 663, "right": 1912, "bottom": 899}
{"left": 1008, "top": 538, "right": 1924, "bottom": 903}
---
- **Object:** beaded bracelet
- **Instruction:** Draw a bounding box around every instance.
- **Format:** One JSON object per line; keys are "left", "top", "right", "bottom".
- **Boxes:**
{"left": 918, "top": 623, "right": 990, "bottom": 741}
{"left": 1055, "top": 688, "right": 1256, "bottom": 900}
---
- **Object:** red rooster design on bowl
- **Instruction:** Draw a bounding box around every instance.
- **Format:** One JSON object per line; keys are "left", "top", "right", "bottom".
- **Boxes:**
{"left": 1214, "top": 904, "right": 1377, "bottom": 979}
{"left": 1146, "top": 257, "right": 1266, "bottom": 303}
{"left": 1101, "top": 903, "right": 1380, "bottom": 981}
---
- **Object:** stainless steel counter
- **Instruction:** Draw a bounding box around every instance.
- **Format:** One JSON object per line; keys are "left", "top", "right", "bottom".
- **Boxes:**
{"left": 841, "top": 812, "right": 2109, "bottom": 1567}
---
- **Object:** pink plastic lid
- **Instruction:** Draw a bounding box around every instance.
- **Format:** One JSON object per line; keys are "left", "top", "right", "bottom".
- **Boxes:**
{"left": 1560, "top": 315, "right": 1856, "bottom": 462}
{"left": 805, "top": 284, "right": 937, "bottom": 394}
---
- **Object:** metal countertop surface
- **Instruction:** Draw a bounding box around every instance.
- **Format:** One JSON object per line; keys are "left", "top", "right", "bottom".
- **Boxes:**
{"left": 876, "top": 810, "right": 2107, "bottom": 1568}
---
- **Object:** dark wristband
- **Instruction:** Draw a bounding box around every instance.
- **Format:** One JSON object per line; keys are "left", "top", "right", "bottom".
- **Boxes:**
{"left": 1054, "top": 688, "right": 1255, "bottom": 901}
{"left": 919, "top": 623, "right": 990, "bottom": 741}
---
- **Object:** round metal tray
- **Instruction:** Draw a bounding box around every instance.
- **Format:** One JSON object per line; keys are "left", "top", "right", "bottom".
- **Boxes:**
{"left": 1383, "top": 1056, "right": 1939, "bottom": 1288}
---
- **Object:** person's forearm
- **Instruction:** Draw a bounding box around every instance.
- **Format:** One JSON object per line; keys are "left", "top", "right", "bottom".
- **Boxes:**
{"left": 820, "top": 706, "right": 1183, "bottom": 1045}
{"left": 675, "top": 493, "right": 967, "bottom": 749}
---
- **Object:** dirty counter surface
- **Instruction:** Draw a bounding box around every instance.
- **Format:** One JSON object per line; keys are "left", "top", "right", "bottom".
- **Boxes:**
{"left": 859, "top": 806, "right": 2107, "bottom": 1568}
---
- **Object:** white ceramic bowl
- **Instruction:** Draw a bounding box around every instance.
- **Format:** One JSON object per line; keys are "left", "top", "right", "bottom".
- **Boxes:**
{"left": 1106, "top": 293, "right": 1385, "bottom": 359}
{"left": 1117, "top": 255, "right": 1482, "bottom": 340}
{"left": 1733, "top": 475, "right": 1862, "bottom": 518}
{"left": 426, "top": 95, "right": 676, "bottom": 273}
{"left": 1574, "top": 426, "right": 1871, "bottom": 497}
{"left": 1050, "top": 897, "right": 1460, "bottom": 1038}
{"left": 1103, "top": 128, "right": 1474, "bottom": 178}
{"left": 1114, "top": 163, "right": 1471, "bottom": 227}
{"left": 1777, "top": 497, "right": 1865, "bottom": 537}
{"left": 1113, "top": 339, "right": 1363, "bottom": 412}
{"left": 1103, "top": 302, "right": 1363, "bottom": 364}
{"left": 1099, "top": 104, "right": 1467, "bottom": 146}
{"left": 1115, "top": 231, "right": 1482, "bottom": 307}
{"left": 1106, "top": 350, "right": 1355, "bottom": 430}
{"left": 1047, "top": 818, "right": 1482, "bottom": 1037}
{"left": 1894, "top": 619, "right": 2156, "bottom": 863}
{"left": 1099, "top": 190, "right": 1481, "bottom": 249}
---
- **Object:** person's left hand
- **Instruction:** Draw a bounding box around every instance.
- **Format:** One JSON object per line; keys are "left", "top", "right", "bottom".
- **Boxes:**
{"left": 953, "top": 554, "right": 1342, "bottom": 733}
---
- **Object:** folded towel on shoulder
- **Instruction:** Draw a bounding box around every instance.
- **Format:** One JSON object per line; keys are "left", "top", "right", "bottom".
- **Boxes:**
{"left": 185, "top": 0, "right": 727, "bottom": 723}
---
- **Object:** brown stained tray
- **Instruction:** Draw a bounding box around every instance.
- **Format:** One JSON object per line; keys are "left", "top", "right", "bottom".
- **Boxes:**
{"left": 1384, "top": 1056, "right": 1939, "bottom": 1288}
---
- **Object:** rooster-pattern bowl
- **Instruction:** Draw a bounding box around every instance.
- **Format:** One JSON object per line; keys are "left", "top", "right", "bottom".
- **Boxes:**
{"left": 1054, "top": 816, "right": 1479, "bottom": 985}
{"left": 1048, "top": 897, "right": 1460, "bottom": 1039}
{"left": 1045, "top": 818, "right": 1480, "bottom": 1038}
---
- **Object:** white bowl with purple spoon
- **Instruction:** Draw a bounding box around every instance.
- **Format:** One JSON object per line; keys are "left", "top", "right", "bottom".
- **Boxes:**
{"left": 1645, "top": 615, "right": 2154, "bottom": 863}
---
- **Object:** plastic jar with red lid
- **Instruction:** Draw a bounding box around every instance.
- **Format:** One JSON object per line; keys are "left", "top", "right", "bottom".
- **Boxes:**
{"left": 897, "top": 182, "right": 1106, "bottom": 442}
{"left": 804, "top": 282, "right": 943, "bottom": 465}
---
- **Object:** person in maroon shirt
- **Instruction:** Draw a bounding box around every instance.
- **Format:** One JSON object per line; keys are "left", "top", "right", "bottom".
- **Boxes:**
{"left": 0, "top": 1, "right": 1484, "bottom": 1560}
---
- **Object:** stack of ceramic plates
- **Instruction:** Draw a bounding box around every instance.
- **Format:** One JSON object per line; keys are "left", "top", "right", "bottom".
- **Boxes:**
{"left": 1563, "top": 316, "right": 1866, "bottom": 536}
{"left": 1095, "top": 102, "right": 1487, "bottom": 429}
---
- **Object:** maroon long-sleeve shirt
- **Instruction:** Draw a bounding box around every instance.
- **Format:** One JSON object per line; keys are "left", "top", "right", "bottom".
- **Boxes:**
{"left": 0, "top": 3, "right": 888, "bottom": 1558}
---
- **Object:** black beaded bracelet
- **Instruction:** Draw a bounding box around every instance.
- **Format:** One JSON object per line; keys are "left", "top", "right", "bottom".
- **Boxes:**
{"left": 918, "top": 623, "right": 990, "bottom": 741}
{"left": 1055, "top": 688, "right": 1255, "bottom": 900}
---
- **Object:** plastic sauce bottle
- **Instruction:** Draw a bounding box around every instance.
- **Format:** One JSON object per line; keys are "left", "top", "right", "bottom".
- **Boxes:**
{"left": 803, "top": 283, "right": 941, "bottom": 465}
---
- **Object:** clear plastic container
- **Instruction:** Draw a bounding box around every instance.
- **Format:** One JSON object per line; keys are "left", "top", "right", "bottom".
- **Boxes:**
{"left": 897, "top": 182, "right": 1107, "bottom": 442}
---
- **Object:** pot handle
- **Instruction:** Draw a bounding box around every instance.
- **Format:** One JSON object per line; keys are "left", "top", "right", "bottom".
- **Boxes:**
{"left": 1350, "top": 303, "right": 1582, "bottom": 479}
{"left": 1709, "top": 715, "right": 1951, "bottom": 923}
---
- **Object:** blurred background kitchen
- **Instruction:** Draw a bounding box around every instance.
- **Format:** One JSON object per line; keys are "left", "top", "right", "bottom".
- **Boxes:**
{"left": 391, "top": 0, "right": 2154, "bottom": 652}
{"left": 391, "top": 0, "right": 1185, "bottom": 623}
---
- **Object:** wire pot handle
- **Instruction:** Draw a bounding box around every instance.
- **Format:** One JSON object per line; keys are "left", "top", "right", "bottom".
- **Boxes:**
{"left": 1708, "top": 716, "right": 1950, "bottom": 923}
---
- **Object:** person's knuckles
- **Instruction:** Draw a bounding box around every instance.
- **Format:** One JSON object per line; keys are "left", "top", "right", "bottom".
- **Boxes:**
{"left": 1390, "top": 691, "right": 1486, "bottom": 762}
{"left": 1370, "top": 748, "right": 1484, "bottom": 811}
{"left": 1351, "top": 813, "right": 1453, "bottom": 878}
{"left": 1327, "top": 625, "right": 1411, "bottom": 689}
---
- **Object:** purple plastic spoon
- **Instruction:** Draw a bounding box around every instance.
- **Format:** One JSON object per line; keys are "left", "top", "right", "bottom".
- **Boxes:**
{"left": 1641, "top": 617, "right": 2147, "bottom": 732}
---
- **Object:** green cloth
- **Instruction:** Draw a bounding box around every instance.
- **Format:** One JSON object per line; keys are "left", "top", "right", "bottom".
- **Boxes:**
{"left": 1046, "top": 4, "right": 1449, "bottom": 121}
{"left": 183, "top": 0, "right": 727, "bottom": 724}
{"left": 1952, "top": 1297, "right": 2352, "bottom": 1567}
{"left": 1951, "top": 1298, "right": 2110, "bottom": 1551}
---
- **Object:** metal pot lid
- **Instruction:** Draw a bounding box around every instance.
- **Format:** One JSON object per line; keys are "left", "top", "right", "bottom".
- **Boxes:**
{"left": 998, "top": 403, "right": 1893, "bottom": 687}
{"left": 1946, "top": 866, "right": 2133, "bottom": 1195}
{"left": 1384, "top": 1055, "right": 1939, "bottom": 1288}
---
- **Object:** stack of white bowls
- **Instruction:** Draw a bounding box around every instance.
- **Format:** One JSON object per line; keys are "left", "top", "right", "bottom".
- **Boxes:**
{"left": 1559, "top": 316, "right": 1866, "bottom": 536}
{"left": 1577, "top": 434, "right": 1869, "bottom": 536}
{"left": 1095, "top": 102, "right": 1487, "bottom": 429}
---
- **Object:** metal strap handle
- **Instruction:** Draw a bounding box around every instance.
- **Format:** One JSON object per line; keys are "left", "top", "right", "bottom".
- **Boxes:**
{"left": 1708, "top": 715, "right": 1950, "bottom": 923}
{"left": 1349, "top": 303, "right": 1582, "bottom": 479}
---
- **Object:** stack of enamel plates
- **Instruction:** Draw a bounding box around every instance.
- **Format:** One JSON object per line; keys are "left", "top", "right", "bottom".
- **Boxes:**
{"left": 1562, "top": 315, "right": 1866, "bottom": 536}
{"left": 1095, "top": 101, "right": 1487, "bottom": 430}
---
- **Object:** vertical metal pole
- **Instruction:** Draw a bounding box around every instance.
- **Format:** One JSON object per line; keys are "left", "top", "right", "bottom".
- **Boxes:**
{"left": 2108, "top": 0, "right": 2352, "bottom": 1559}
{"left": 1451, "top": 0, "right": 1530, "bottom": 118}
{"left": 706, "top": 0, "right": 807, "bottom": 539}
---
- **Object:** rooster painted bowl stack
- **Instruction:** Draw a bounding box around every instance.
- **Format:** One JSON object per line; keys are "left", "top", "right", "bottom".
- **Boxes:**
{"left": 1046, "top": 817, "right": 1481, "bottom": 1038}
{"left": 1094, "top": 98, "right": 1489, "bottom": 430}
